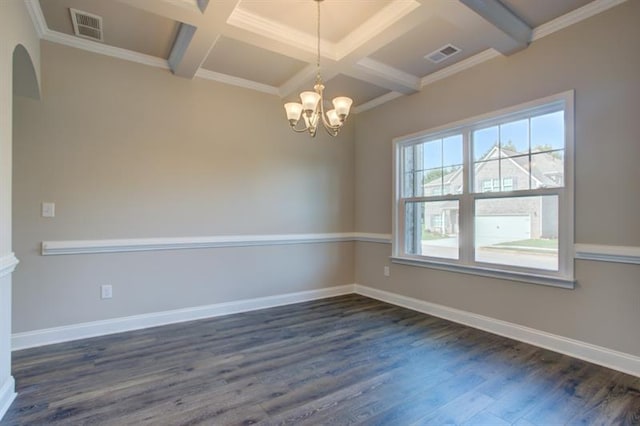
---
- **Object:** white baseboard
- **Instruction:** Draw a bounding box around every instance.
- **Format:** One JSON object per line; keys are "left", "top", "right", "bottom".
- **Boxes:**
{"left": 0, "top": 376, "right": 16, "bottom": 422}
{"left": 12, "top": 285, "right": 355, "bottom": 351}
{"left": 354, "top": 284, "right": 640, "bottom": 378}
{"left": 11, "top": 283, "right": 640, "bottom": 378}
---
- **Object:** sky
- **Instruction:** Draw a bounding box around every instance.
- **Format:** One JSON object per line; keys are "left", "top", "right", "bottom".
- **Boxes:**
{"left": 416, "top": 110, "right": 565, "bottom": 170}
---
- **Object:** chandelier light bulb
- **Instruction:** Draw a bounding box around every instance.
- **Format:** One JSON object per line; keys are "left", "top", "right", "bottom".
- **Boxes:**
{"left": 284, "top": 102, "right": 303, "bottom": 124}
{"left": 332, "top": 97, "right": 353, "bottom": 119}
{"left": 300, "top": 91, "right": 321, "bottom": 114}
{"left": 326, "top": 109, "right": 341, "bottom": 127}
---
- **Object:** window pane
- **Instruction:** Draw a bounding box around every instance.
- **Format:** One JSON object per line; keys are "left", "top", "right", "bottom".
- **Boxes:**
{"left": 423, "top": 168, "right": 443, "bottom": 196}
{"left": 443, "top": 164, "right": 463, "bottom": 195}
{"left": 500, "top": 157, "right": 530, "bottom": 190}
{"left": 475, "top": 196, "right": 558, "bottom": 271}
{"left": 531, "top": 150, "right": 564, "bottom": 189}
{"left": 531, "top": 111, "right": 564, "bottom": 151}
{"left": 473, "top": 160, "right": 500, "bottom": 193}
{"left": 403, "top": 144, "right": 415, "bottom": 172}
{"left": 473, "top": 126, "right": 498, "bottom": 161}
{"left": 402, "top": 172, "right": 414, "bottom": 197}
{"left": 405, "top": 201, "right": 459, "bottom": 259}
{"left": 443, "top": 134, "right": 463, "bottom": 167}
{"left": 422, "top": 139, "right": 442, "bottom": 169}
{"left": 500, "top": 119, "right": 529, "bottom": 156}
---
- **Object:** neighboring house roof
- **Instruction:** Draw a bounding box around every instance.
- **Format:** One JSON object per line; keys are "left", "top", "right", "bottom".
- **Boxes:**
{"left": 423, "top": 145, "right": 562, "bottom": 190}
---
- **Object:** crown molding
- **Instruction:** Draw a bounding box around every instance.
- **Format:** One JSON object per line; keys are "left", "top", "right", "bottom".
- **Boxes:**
{"left": 353, "top": 91, "right": 403, "bottom": 114}
{"left": 162, "top": 0, "right": 201, "bottom": 13}
{"left": 420, "top": 48, "right": 501, "bottom": 88}
{"left": 25, "top": 0, "right": 630, "bottom": 114}
{"left": 532, "top": 0, "right": 628, "bottom": 41}
{"left": 195, "top": 68, "right": 279, "bottom": 95}
{"left": 43, "top": 30, "right": 170, "bottom": 70}
{"left": 24, "top": 0, "right": 47, "bottom": 38}
{"left": 227, "top": 7, "right": 334, "bottom": 60}
{"left": 356, "top": 58, "right": 421, "bottom": 92}
{"left": 335, "top": 0, "right": 421, "bottom": 60}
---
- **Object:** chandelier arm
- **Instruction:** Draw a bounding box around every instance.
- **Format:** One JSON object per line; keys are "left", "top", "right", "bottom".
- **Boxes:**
{"left": 282, "top": 0, "right": 349, "bottom": 138}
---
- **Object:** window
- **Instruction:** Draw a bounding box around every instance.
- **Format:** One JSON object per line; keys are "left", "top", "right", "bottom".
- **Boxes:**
{"left": 393, "top": 92, "right": 574, "bottom": 287}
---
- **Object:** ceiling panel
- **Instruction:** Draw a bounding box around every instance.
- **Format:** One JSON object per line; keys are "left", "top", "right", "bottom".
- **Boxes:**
{"left": 369, "top": 16, "right": 491, "bottom": 77}
{"left": 237, "top": 0, "right": 391, "bottom": 43}
{"left": 319, "top": 74, "right": 390, "bottom": 106}
{"left": 502, "top": 0, "right": 594, "bottom": 27}
{"left": 39, "top": 0, "right": 179, "bottom": 59}
{"left": 202, "top": 37, "right": 308, "bottom": 87}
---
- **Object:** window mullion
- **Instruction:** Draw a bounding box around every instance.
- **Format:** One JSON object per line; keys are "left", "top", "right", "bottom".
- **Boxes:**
{"left": 460, "top": 130, "right": 473, "bottom": 264}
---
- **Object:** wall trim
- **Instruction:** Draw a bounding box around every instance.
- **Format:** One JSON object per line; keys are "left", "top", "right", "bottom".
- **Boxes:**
{"left": 356, "top": 237, "right": 640, "bottom": 266}
{"left": 531, "top": 0, "right": 629, "bottom": 41}
{"left": 0, "top": 253, "right": 19, "bottom": 278}
{"left": 352, "top": 233, "right": 392, "bottom": 244}
{"left": 41, "top": 233, "right": 391, "bottom": 255}
{"left": 575, "top": 244, "right": 640, "bottom": 265}
{"left": 12, "top": 285, "right": 355, "bottom": 351}
{"left": 195, "top": 68, "right": 279, "bottom": 96}
{"left": 420, "top": 48, "right": 502, "bottom": 88}
{"left": 0, "top": 377, "right": 16, "bottom": 422}
{"left": 11, "top": 283, "right": 640, "bottom": 377}
{"left": 353, "top": 284, "right": 640, "bottom": 378}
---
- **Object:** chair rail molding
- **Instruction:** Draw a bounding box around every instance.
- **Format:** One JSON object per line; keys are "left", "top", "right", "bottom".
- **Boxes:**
{"left": 41, "top": 233, "right": 393, "bottom": 255}
{"left": 574, "top": 244, "right": 640, "bottom": 265}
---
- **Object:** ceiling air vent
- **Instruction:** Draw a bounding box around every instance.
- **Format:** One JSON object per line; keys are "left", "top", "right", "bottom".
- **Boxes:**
{"left": 425, "top": 44, "right": 460, "bottom": 64}
{"left": 70, "top": 8, "right": 104, "bottom": 42}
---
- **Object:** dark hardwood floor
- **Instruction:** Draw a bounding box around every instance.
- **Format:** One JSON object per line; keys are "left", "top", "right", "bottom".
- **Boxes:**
{"left": 3, "top": 294, "right": 639, "bottom": 425}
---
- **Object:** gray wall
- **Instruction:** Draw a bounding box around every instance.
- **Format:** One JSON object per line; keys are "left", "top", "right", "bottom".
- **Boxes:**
{"left": 354, "top": 1, "right": 640, "bottom": 356}
{"left": 12, "top": 41, "right": 355, "bottom": 332}
{"left": 1, "top": 0, "right": 41, "bottom": 413}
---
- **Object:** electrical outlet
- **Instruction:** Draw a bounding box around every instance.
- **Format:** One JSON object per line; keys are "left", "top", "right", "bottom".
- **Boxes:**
{"left": 384, "top": 266, "right": 390, "bottom": 277}
{"left": 41, "top": 202, "right": 55, "bottom": 218}
{"left": 101, "top": 284, "right": 113, "bottom": 299}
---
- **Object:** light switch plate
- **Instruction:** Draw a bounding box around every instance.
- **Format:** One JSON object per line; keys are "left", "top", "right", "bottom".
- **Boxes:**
{"left": 42, "top": 202, "right": 55, "bottom": 218}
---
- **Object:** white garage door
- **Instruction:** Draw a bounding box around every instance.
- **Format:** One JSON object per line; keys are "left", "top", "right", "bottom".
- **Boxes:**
{"left": 475, "top": 215, "right": 531, "bottom": 246}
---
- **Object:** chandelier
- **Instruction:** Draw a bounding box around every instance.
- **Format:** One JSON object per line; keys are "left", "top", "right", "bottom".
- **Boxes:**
{"left": 283, "top": 0, "right": 353, "bottom": 137}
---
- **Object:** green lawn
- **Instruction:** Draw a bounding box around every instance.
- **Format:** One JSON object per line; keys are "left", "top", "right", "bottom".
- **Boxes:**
{"left": 496, "top": 238, "right": 558, "bottom": 249}
{"left": 422, "top": 230, "right": 447, "bottom": 240}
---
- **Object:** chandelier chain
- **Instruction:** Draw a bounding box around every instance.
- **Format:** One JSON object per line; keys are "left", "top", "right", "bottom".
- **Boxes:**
{"left": 316, "top": 0, "right": 320, "bottom": 73}
{"left": 282, "top": 0, "right": 352, "bottom": 137}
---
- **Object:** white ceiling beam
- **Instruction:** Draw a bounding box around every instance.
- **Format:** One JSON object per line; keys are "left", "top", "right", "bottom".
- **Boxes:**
{"left": 115, "top": 0, "right": 202, "bottom": 26}
{"left": 118, "top": 0, "right": 240, "bottom": 79}
{"left": 459, "top": 0, "right": 532, "bottom": 54}
{"left": 276, "top": 0, "right": 428, "bottom": 99}
{"left": 351, "top": 59, "right": 420, "bottom": 94}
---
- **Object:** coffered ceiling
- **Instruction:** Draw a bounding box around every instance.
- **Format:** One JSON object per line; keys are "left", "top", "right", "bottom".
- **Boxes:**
{"left": 27, "top": 0, "right": 620, "bottom": 112}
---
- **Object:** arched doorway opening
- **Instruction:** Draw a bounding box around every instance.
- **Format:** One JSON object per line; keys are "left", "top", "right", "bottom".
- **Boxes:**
{"left": 0, "top": 42, "right": 40, "bottom": 420}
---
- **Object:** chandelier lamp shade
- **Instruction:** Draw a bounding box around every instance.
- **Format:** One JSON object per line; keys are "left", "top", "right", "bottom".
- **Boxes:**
{"left": 283, "top": 0, "right": 353, "bottom": 137}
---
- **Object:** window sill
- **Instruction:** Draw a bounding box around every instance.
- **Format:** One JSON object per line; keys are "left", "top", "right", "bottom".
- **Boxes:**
{"left": 390, "top": 256, "right": 575, "bottom": 289}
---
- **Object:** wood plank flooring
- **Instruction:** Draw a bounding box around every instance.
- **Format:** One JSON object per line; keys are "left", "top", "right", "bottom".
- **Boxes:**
{"left": 3, "top": 294, "right": 639, "bottom": 425}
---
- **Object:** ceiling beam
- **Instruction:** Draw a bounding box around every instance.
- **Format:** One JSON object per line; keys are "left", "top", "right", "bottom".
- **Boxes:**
{"left": 459, "top": 0, "right": 532, "bottom": 54}
{"left": 118, "top": 0, "right": 240, "bottom": 79}
{"left": 115, "top": 0, "right": 202, "bottom": 26}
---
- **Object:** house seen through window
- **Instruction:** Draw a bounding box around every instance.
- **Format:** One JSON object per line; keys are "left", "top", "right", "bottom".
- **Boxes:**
{"left": 393, "top": 92, "right": 574, "bottom": 286}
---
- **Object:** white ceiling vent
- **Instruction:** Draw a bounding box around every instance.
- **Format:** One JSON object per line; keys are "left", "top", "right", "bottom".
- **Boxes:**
{"left": 425, "top": 44, "right": 460, "bottom": 63}
{"left": 70, "top": 8, "right": 104, "bottom": 42}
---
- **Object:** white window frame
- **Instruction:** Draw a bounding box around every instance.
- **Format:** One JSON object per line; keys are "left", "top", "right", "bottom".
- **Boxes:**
{"left": 392, "top": 91, "right": 575, "bottom": 288}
